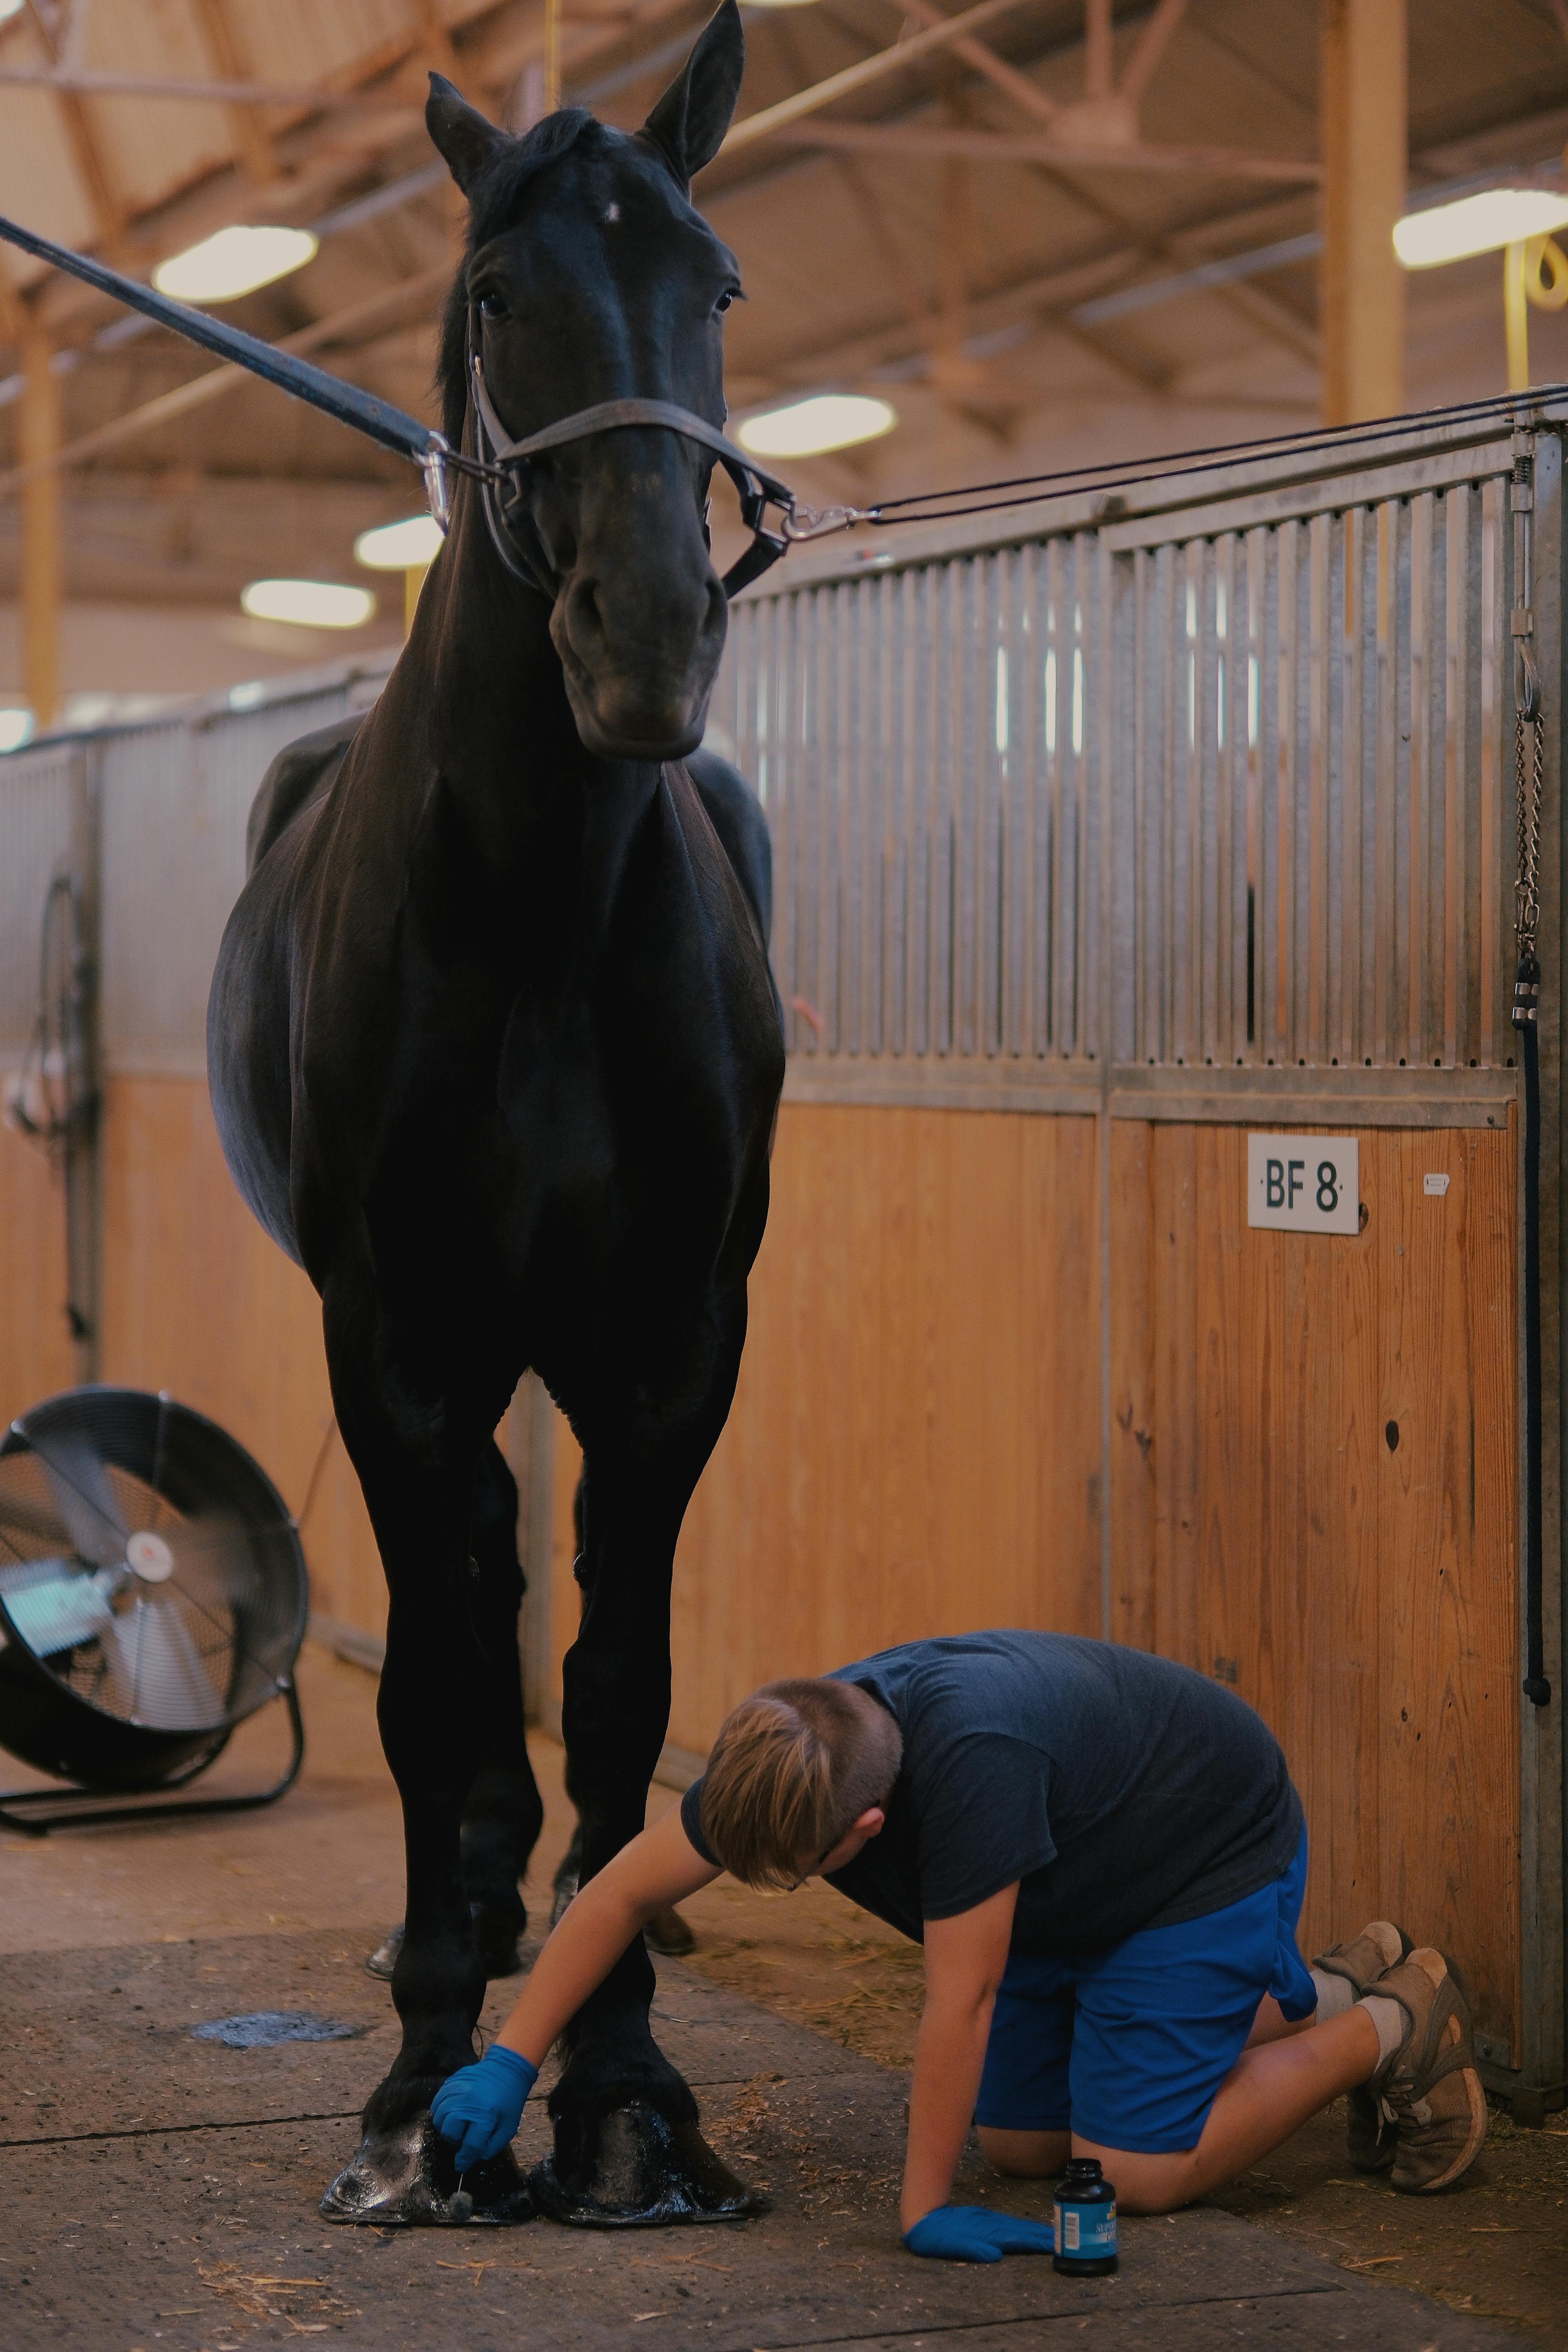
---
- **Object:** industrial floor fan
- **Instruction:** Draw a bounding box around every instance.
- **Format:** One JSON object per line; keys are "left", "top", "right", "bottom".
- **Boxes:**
{"left": 0, "top": 1387, "right": 308, "bottom": 1834}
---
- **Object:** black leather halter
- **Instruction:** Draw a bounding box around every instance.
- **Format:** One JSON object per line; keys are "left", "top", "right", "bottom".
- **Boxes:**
{"left": 463, "top": 334, "right": 796, "bottom": 602}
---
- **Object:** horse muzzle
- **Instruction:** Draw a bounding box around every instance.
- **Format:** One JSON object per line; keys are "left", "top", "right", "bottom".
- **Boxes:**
{"left": 551, "top": 560, "right": 727, "bottom": 763}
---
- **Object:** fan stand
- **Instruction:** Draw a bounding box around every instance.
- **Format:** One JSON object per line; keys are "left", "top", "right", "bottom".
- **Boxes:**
{"left": 0, "top": 1676, "right": 304, "bottom": 1838}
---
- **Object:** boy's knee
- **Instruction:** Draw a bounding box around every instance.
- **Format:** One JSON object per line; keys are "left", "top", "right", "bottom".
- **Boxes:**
{"left": 977, "top": 2124, "right": 1070, "bottom": 2177}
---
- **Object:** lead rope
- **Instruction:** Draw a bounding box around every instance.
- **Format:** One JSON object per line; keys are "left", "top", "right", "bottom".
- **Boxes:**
{"left": 1511, "top": 427, "right": 1552, "bottom": 1708}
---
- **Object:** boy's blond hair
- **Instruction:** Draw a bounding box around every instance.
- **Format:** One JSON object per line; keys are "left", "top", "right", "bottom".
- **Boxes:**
{"left": 697, "top": 1678, "right": 903, "bottom": 1891}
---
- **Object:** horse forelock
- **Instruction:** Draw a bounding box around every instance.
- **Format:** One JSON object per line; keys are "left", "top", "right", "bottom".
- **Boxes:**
{"left": 435, "top": 109, "right": 628, "bottom": 446}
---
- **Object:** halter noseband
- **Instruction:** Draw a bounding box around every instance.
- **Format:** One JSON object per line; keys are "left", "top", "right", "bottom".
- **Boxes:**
{"left": 450, "top": 325, "right": 796, "bottom": 602}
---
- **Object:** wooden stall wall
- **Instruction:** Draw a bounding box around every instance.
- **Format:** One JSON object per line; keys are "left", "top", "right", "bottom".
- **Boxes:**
{"left": 544, "top": 1102, "right": 1519, "bottom": 2063}
{"left": 544, "top": 1100, "right": 1104, "bottom": 1761}
{"left": 1109, "top": 1118, "right": 1520, "bottom": 2060}
{"left": 10, "top": 1064, "right": 1521, "bottom": 2060}
{"left": 0, "top": 1120, "right": 78, "bottom": 1423}
{"left": 98, "top": 1075, "right": 387, "bottom": 1651}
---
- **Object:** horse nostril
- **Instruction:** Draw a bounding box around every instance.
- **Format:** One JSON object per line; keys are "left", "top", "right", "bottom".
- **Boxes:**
{"left": 564, "top": 573, "right": 609, "bottom": 657}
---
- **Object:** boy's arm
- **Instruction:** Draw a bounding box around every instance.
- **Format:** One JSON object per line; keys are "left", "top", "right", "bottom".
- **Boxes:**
{"left": 495, "top": 1806, "right": 720, "bottom": 2065}
{"left": 901, "top": 1884, "right": 1018, "bottom": 2232}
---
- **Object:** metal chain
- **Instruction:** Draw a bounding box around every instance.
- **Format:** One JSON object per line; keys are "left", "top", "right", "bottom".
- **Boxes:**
{"left": 1516, "top": 695, "right": 1544, "bottom": 958}
{"left": 1512, "top": 430, "right": 1543, "bottom": 1024}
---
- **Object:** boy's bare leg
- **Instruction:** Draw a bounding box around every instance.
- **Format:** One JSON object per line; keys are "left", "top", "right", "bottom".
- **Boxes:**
{"left": 977, "top": 2126, "right": 1071, "bottom": 2178}
{"left": 1244, "top": 1993, "right": 1318, "bottom": 2049}
{"left": 1072, "top": 2006, "right": 1380, "bottom": 2214}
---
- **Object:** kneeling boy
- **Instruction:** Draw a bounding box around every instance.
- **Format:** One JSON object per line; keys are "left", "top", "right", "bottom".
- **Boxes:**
{"left": 434, "top": 1631, "right": 1486, "bottom": 2256}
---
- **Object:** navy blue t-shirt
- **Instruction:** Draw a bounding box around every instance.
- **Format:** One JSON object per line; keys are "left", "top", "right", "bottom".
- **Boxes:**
{"left": 680, "top": 1632, "right": 1304, "bottom": 1957}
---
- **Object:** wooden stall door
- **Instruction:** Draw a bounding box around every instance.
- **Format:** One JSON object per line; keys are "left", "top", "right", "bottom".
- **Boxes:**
{"left": 1110, "top": 1119, "right": 1520, "bottom": 2060}
{"left": 545, "top": 1101, "right": 1106, "bottom": 1758}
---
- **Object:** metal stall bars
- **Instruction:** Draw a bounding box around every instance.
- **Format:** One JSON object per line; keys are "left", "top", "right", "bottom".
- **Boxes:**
{"left": 0, "top": 735, "right": 101, "bottom": 1384}
{"left": 710, "top": 391, "right": 1566, "bottom": 2119}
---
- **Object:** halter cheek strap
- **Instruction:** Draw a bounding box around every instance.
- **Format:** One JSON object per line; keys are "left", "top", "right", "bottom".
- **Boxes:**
{"left": 465, "top": 345, "right": 794, "bottom": 602}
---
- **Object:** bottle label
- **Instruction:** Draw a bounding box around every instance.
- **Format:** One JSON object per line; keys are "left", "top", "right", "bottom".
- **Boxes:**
{"left": 1055, "top": 2200, "right": 1116, "bottom": 2258}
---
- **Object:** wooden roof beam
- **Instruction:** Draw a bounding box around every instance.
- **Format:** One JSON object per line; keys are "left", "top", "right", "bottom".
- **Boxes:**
{"left": 409, "top": 0, "right": 462, "bottom": 84}
{"left": 871, "top": 0, "right": 1058, "bottom": 126}
{"left": 26, "top": 0, "right": 129, "bottom": 255}
{"left": 719, "top": 0, "right": 1041, "bottom": 158}
{"left": 1118, "top": 0, "right": 1188, "bottom": 107}
{"left": 771, "top": 117, "right": 1320, "bottom": 183}
{"left": 187, "top": 0, "right": 280, "bottom": 187}
{"left": 724, "top": 0, "right": 1305, "bottom": 181}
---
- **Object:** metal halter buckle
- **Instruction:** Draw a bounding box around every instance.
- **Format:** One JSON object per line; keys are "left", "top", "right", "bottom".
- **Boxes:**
{"left": 422, "top": 438, "right": 453, "bottom": 536}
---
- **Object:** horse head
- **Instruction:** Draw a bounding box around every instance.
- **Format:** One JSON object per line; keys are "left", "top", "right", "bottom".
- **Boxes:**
{"left": 427, "top": 2, "right": 748, "bottom": 761}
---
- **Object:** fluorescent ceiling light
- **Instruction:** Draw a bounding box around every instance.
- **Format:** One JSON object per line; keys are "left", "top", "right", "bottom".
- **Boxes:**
{"left": 737, "top": 393, "right": 897, "bottom": 458}
{"left": 153, "top": 225, "right": 319, "bottom": 303}
{"left": 240, "top": 579, "right": 376, "bottom": 629}
{"left": 0, "top": 706, "right": 33, "bottom": 752}
{"left": 743, "top": 0, "right": 821, "bottom": 8}
{"left": 355, "top": 514, "right": 445, "bottom": 570}
{"left": 1393, "top": 188, "right": 1568, "bottom": 269}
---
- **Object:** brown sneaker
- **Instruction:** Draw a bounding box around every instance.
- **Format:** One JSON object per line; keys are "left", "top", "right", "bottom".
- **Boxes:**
{"left": 1311, "top": 1922, "right": 1412, "bottom": 2172}
{"left": 1369, "top": 1948, "right": 1488, "bottom": 2194}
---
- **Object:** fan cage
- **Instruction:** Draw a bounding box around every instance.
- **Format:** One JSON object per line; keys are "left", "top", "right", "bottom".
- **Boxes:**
{"left": 0, "top": 1387, "right": 308, "bottom": 1790}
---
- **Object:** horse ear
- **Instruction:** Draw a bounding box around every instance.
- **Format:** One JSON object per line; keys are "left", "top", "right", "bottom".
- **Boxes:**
{"left": 641, "top": 0, "right": 745, "bottom": 187}
{"left": 426, "top": 74, "right": 508, "bottom": 196}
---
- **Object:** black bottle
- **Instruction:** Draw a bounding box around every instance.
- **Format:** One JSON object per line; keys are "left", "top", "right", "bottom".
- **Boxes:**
{"left": 1052, "top": 2156, "right": 1118, "bottom": 2275}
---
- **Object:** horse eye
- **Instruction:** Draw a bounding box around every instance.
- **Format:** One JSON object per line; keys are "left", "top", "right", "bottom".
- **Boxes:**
{"left": 477, "top": 290, "right": 506, "bottom": 321}
{"left": 714, "top": 289, "right": 737, "bottom": 316}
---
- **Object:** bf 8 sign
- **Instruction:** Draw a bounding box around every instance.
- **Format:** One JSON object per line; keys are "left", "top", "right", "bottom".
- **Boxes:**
{"left": 1245, "top": 1134, "right": 1360, "bottom": 1236}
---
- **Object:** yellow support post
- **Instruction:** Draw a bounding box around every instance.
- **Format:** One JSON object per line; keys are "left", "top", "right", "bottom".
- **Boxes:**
{"left": 1320, "top": 0, "right": 1407, "bottom": 426}
{"left": 1505, "top": 240, "right": 1531, "bottom": 392}
{"left": 20, "top": 320, "right": 62, "bottom": 733}
{"left": 545, "top": 0, "right": 561, "bottom": 113}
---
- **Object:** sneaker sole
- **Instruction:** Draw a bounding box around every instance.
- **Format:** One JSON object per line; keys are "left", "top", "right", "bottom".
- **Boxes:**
{"left": 1391, "top": 2064, "right": 1487, "bottom": 2193}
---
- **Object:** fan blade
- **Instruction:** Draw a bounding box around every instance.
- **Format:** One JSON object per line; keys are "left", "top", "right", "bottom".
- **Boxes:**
{"left": 0, "top": 1461, "right": 74, "bottom": 1557}
{"left": 0, "top": 1558, "right": 115, "bottom": 1654}
{"left": 105, "top": 1596, "right": 225, "bottom": 1730}
{"left": 28, "top": 1433, "right": 130, "bottom": 1566}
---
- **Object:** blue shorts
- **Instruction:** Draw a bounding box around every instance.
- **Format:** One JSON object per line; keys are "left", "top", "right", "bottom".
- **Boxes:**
{"left": 974, "top": 1825, "right": 1315, "bottom": 2154}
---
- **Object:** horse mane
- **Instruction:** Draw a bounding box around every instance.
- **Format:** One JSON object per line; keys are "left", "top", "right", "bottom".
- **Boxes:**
{"left": 435, "top": 107, "right": 609, "bottom": 446}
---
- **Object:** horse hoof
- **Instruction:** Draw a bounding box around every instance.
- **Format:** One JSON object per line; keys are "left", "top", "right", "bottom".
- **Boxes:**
{"left": 645, "top": 1905, "right": 695, "bottom": 1957}
{"left": 529, "top": 2103, "right": 767, "bottom": 2228}
{"left": 364, "top": 1924, "right": 403, "bottom": 1981}
{"left": 319, "top": 2116, "right": 534, "bottom": 2226}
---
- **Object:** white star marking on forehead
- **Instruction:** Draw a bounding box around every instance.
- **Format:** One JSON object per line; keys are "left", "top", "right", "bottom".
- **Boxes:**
{"left": 603, "top": 203, "right": 621, "bottom": 224}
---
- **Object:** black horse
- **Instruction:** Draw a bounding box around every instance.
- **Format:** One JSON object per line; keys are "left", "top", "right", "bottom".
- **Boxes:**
{"left": 207, "top": 1, "right": 784, "bottom": 2227}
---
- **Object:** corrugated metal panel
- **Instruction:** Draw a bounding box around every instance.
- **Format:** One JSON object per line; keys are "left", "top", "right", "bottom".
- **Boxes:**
{"left": 0, "top": 742, "right": 83, "bottom": 1063}
{"left": 719, "top": 534, "right": 1106, "bottom": 1065}
{"left": 718, "top": 456, "right": 1514, "bottom": 1076}
{"left": 100, "top": 684, "right": 360, "bottom": 1073}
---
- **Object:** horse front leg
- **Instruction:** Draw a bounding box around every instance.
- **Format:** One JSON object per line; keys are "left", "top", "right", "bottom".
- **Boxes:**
{"left": 530, "top": 1413, "right": 765, "bottom": 2228}
{"left": 461, "top": 1438, "right": 546, "bottom": 1977}
{"left": 364, "top": 1440, "right": 547, "bottom": 1986}
{"left": 318, "top": 1307, "right": 533, "bottom": 2226}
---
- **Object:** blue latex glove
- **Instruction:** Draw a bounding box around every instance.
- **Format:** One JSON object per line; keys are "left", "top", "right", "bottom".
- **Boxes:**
{"left": 903, "top": 2204, "right": 1056, "bottom": 2263}
{"left": 430, "top": 2044, "right": 539, "bottom": 2172}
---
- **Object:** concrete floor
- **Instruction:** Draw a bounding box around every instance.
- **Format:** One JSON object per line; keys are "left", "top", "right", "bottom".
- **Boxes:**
{"left": 0, "top": 1647, "right": 1536, "bottom": 2351}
